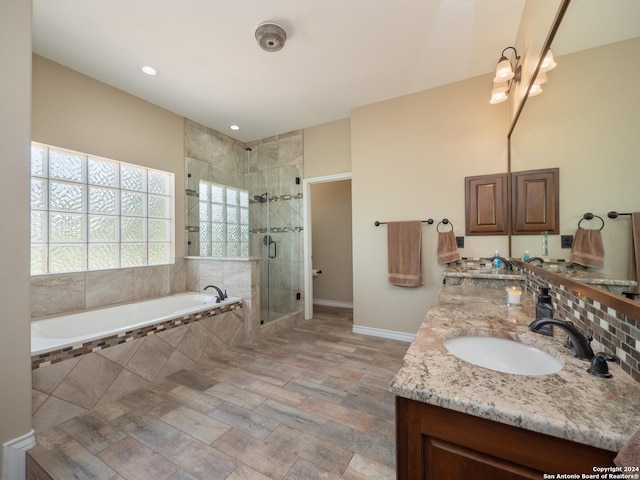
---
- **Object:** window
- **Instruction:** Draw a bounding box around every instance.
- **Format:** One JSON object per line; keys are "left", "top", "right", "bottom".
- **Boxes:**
{"left": 30, "top": 142, "right": 174, "bottom": 274}
{"left": 199, "top": 180, "right": 249, "bottom": 257}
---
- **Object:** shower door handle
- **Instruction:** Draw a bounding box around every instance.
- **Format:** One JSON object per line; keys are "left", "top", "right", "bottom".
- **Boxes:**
{"left": 263, "top": 235, "right": 277, "bottom": 259}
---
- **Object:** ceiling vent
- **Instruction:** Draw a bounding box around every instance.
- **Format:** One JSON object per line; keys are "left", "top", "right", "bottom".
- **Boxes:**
{"left": 255, "top": 22, "right": 287, "bottom": 52}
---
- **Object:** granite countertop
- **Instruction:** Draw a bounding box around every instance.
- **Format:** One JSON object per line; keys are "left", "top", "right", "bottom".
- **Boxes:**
{"left": 443, "top": 265, "right": 525, "bottom": 281}
{"left": 552, "top": 267, "right": 638, "bottom": 287}
{"left": 390, "top": 285, "right": 640, "bottom": 452}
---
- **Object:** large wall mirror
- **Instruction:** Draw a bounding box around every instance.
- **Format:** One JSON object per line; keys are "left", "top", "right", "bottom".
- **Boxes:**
{"left": 510, "top": 0, "right": 640, "bottom": 308}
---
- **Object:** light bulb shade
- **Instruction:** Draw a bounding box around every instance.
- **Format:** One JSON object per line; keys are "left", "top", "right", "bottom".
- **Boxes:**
{"left": 533, "top": 72, "right": 548, "bottom": 86}
{"left": 489, "top": 85, "right": 509, "bottom": 104}
{"left": 529, "top": 84, "right": 543, "bottom": 97}
{"left": 493, "top": 57, "right": 514, "bottom": 83}
{"left": 540, "top": 49, "right": 557, "bottom": 72}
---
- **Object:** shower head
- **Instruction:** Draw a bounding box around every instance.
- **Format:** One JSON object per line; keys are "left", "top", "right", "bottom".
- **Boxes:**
{"left": 253, "top": 192, "right": 268, "bottom": 203}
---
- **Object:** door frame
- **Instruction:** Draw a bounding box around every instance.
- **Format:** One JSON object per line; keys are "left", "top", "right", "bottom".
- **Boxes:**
{"left": 302, "top": 172, "right": 352, "bottom": 320}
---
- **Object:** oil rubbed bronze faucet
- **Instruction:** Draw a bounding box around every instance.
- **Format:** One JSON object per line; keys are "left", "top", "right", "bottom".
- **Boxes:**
{"left": 529, "top": 318, "right": 594, "bottom": 361}
{"left": 204, "top": 285, "right": 227, "bottom": 303}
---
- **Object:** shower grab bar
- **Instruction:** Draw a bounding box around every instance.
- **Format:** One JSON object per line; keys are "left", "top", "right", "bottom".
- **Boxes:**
{"left": 374, "top": 219, "right": 434, "bottom": 226}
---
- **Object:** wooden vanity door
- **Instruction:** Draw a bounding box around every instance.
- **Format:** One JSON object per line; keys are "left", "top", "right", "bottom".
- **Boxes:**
{"left": 424, "top": 438, "right": 540, "bottom": 480}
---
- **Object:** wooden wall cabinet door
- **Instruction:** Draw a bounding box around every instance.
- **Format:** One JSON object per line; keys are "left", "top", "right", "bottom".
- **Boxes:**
{"left": 511, "top": 168, "right": 559, "bottom": 234}
{"left": 465, "top": 173, "right": 508, "bottom": 235}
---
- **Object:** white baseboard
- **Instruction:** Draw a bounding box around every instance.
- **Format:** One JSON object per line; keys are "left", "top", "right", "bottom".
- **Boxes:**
{"left": 352, "top": 325, "right": 414, "bottom": 343}
{"left": 3, "top": 429, "right": 35, "bottom": 480}
{"left": 313, "top": 299, "right": 354, "bottom": 309}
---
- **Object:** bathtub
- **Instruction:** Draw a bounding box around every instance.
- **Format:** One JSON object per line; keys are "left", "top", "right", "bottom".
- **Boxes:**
{"left": 31, "top": 292, "right": 241, "bottom": 357}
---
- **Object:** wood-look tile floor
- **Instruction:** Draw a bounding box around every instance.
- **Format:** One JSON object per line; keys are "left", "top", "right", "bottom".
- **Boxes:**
{"left": 28, "top": 306, "right": 410, "bottom": 480}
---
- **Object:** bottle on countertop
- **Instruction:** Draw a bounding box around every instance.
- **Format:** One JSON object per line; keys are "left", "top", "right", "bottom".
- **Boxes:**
{"left": 523, "top": 249, "right": 530, "bottom": 261}
{"left": 493, "top": 250, "right": 501, "bottom": 269}
{"left": 535, "top": 287, "right": 555, "bottom": 336}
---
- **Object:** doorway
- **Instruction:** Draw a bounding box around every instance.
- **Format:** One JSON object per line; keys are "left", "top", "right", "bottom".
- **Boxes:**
{"left": 303, "top": 173, "right": 353, "bottom": 319}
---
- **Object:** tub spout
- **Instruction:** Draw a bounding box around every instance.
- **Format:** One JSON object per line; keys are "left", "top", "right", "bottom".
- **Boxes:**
{"left": 204, "top": 285, "right": 227, "bottom": 303}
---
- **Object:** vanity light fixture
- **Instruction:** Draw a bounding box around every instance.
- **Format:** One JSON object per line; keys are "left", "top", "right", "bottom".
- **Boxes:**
{"left": 539, "top": 49, "right": 557, "bottom": 73}
{"left": 489, "top": 47, "right": 521, "bottom": 104}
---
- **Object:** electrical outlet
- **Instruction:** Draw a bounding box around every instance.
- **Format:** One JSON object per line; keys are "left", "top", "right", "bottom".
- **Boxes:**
{"left": 561, "top": 235, "right": 573, "bottom": 249}
{"left": 456, "top": 236, "right": 464, "bottom": 248}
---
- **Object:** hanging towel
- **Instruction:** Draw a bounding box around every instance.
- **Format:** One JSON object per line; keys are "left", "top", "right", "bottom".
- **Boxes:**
{"left": 570, "top": 227, "right": 605, "bottom": 269}
{"left": 387, "top": 221, "right": 423, "bottom": 287}
{"left": 437, "top": 230, "right": 461, "bottom": 264}
{"left": 630, "top": 213, "right": 640, "bottom": 284}
{"left": 615, "top": 423, "right": 640, "bottom": 467}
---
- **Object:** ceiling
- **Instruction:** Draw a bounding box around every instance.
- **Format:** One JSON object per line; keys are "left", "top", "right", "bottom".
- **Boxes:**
{"left": 32, "top": 0, "right": 527, "bottom": 143}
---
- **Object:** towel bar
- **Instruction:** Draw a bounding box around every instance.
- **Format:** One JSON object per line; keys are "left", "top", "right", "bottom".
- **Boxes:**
{"left": 374, "top": 219, "right": 434, "bottom": 226}
{"left": 608, "top": 211, "right": 632, "bottom": 218}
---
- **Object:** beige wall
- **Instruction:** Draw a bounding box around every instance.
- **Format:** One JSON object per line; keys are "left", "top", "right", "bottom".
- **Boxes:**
{"left": 310, "top": 180, "right": 353, "bottom": 305}
{"left": 32, "top": 55, "right": 186, "bottom": 258}
{"left": 303, "top": 118, "right": 351, "bottom": 178}
{"left": 511, "top": 38, "right": 640, "bottom": 278}
{"left": 0, "top": 0, "right": 33, "bottom": 473}
{"left": 351, "top": 74, "right": 509, "bottom": 334}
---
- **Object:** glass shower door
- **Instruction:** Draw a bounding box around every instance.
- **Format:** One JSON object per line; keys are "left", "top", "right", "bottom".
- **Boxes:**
{"left": 248, "top": 133, "right": 303, "bottom": 324}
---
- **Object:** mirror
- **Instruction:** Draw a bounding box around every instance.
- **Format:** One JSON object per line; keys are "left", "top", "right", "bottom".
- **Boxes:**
{"left": 510, "top": 0, "right": 640, "bottom": 296}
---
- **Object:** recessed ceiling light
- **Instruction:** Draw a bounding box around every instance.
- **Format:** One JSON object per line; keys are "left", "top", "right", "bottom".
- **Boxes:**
{"left": 230, "top": 125, "right": 240, "bottom": 131}
{"left": 142, "top": 66, "right": 157, "bottom": 76}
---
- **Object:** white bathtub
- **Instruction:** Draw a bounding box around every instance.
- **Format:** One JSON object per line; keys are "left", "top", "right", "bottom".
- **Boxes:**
{"left": 31, "top": 292, "right": 241, "bottom": 356}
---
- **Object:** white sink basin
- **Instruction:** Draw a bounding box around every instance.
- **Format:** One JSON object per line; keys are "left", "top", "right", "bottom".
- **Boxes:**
{"left": 443, "top": 335, "right": 563, "bottom": 375}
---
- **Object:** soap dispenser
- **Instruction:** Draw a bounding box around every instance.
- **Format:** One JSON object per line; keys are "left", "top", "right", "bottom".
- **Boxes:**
{"left": 535, "top": 287, "right": 554, "bottom": 336}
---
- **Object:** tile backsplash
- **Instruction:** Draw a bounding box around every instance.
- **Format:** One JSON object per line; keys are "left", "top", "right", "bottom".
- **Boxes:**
{"left": 518, "top": 265, "right": 640, "bottom": 382}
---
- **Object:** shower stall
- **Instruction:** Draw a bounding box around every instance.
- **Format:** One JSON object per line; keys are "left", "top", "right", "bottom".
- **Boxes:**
{"left": 246, "top": 131, "right": 304, "bottom": 324}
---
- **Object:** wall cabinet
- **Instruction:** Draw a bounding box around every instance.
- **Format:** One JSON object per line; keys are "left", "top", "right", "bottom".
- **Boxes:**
{"left": 465, "top": 173, "right": 508, "bottom": 235}
{"left": 511, "top": 167, "right": 559, "bottom": 234}
{"left": 396, "top": 396, "right": 615, "bottom": 480}
{"left": 464, "top": 168, "right": 559, "bottom": 236}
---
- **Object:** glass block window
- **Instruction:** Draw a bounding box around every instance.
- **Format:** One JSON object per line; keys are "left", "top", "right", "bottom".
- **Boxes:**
{"left": 199, "top": 181, "right": 249, "bottom": 257}
{"left": 30, "top": 142, "right": 174, "bottom": 274}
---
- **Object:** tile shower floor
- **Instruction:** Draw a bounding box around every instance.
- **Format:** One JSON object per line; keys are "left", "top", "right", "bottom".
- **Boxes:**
{"left": 28, "top": 306, "right": 409, "bottom": 479}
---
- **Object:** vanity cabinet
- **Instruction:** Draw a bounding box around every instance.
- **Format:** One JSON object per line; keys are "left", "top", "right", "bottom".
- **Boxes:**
{"left": 396, "top": 396, "right": 615, "bottom": 479}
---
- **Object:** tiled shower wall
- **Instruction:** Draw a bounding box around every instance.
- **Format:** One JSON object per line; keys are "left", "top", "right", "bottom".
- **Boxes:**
{"left": 517, "top": 265, "right": 640, "bottom": 382}
{"left": 184, "top": 118, "right": 248, "bottom": 256}
{"left": 31, "top": 259, "right": 187, "bottom": 318}
{"left": 246, "top": 130, "right": 304, "bottom": 320}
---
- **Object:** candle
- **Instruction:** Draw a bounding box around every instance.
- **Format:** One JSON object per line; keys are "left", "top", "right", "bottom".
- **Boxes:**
{"left": 505, "top": 287, "right": 522, "bottom": 306}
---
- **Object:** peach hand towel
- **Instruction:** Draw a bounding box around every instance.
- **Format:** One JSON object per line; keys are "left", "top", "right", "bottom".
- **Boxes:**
{"left": 437, "top": 230, "right": 461, "bottom": 264}
{"left": 387, "top": 221, "right": 423, "bottom": 287}
{"left": 570, "top": 227, "right": 604, "bottom": 269}
{"left": 615, "top": 423, "right": 640, "bottom": 467}
{"left": 630, "top": 213, "right": 640, "bottom": 283}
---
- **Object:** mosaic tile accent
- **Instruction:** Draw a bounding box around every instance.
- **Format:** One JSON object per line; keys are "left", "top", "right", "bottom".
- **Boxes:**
{"left": 516, "top": 265, "right": 640, "bottom": 382}
{"left": 31, "top": 301, "right": 242, "bottom": 370}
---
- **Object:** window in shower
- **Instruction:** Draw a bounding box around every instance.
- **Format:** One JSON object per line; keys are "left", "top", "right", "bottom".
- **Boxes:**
{"left": 30, "top": 142, "right": 174, "bottom": 274}
{"left": 198, "top": 180, "right": 249, "bottom": 257}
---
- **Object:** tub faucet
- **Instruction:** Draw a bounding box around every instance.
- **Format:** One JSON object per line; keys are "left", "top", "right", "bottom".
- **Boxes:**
{"left": 204, "top": 285, "right": 227, "bottom": 303}
{"left": 529, "top": 318, "right": 594, "bottom": 361}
